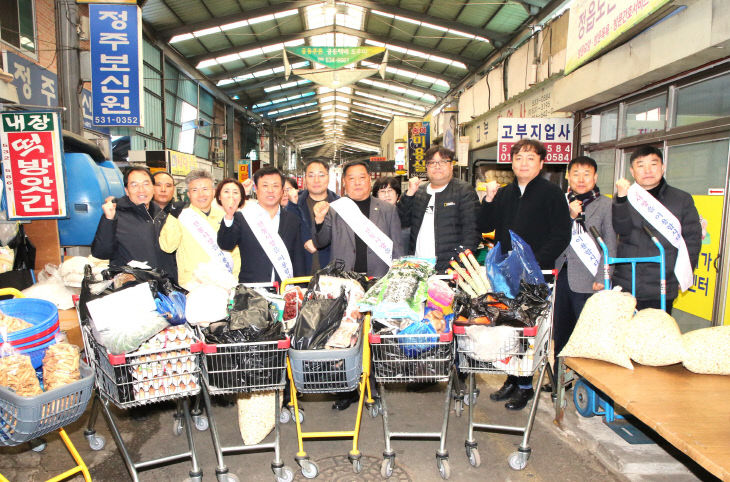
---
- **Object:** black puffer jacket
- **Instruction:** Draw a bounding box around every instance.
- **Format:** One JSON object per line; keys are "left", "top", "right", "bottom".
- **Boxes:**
{"left": 91, "top": 196, "right": 177, "bottom": 280}
{"left": 398, "top": 178, "right": 480, "bottom": 272}
{"left": 612, "top": 180, "right": 701, "bottom": 300}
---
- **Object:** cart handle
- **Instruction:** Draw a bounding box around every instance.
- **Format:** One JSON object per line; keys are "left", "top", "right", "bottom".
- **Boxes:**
{"left": 279, "top": 276, "right": 312, "bottom": 294}
{"left": 0, "top": 288, "right": 24, "bottom": 299}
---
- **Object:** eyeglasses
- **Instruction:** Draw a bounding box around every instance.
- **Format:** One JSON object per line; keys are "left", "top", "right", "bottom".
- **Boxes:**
{"left": 426, "top": 160, "right": 452, "bottom": 168}
{"left": 378, "top": 188, "right": 396, "bottom": 195}
{"left": 128, "top": 181, "right": 151, "bottom": 189}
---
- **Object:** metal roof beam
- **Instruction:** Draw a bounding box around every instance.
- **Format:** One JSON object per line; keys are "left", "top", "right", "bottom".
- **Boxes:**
{"left": 158, "top": 1, "right": 322, "bottom": 41}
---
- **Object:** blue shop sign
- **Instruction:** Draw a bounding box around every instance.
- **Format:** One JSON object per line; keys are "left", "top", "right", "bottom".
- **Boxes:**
{"left": 89, "top": 3, "right": 144, "bottom": 127}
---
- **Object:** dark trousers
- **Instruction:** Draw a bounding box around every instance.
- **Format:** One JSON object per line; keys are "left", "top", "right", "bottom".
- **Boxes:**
{"left": 553, "top": 266, "right": 592, "bottom": 357}
{"left": 636, "top": 297, "right": 674, "bottom": 315}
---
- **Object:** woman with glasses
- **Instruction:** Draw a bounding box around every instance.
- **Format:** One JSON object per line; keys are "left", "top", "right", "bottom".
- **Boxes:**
{"left": 373, "top": 176, "right": 410, "bottom": 252}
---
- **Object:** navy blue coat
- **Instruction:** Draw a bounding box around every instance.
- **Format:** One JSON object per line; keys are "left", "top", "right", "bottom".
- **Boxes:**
{"left": 286, "top": 189, "right": 339, "bottom": 273}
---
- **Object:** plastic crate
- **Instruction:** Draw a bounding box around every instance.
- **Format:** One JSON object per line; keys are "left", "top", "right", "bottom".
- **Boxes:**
{"left": 288, "top": 333, "right": 363, "bottom": 394}
{"left": 0, "top": 363, "right": 94, "bottom": 446}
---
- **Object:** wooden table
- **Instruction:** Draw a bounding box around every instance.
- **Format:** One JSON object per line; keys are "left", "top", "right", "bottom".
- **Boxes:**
{"left": 556, "top": 357, "right": 730, "bottom": 481}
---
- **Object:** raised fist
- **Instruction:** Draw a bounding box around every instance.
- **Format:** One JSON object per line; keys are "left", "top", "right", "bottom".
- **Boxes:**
{"left": 484, "top": 180, "right": 499, "bottom": 203}
{"left": 102, "top": 197, "right": 116, "bottom": 220}
{"left": 313, "top": 201, "right": 330, "bottom": 224}
{"left": 406, "top": 177, "right": 421, "bottom": 196}
{"left": 568, "top": 199, "right": 583, "bottom": 219}
{"left": 615, "top": 178, "right": 631, "bottom": 197}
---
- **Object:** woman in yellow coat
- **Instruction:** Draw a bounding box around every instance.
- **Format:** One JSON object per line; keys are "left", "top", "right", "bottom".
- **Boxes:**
{"left": 159, "top": 170, "right": 240, "bottom": 289}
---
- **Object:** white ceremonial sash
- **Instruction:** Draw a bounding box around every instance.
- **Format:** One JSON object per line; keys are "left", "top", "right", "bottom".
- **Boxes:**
{"left": 178, "top": 208, "right": 234, "bottom": 274}
{"left": 627, "top": 183, "right": 694, "bottom": 291}
{"left": 242, "top": 205, "right": 293, "bottom": 281}
{"left": 570, "top": 224, "right": 601, "bottom": 277}
{"left": 329, "top": 197, "right": 393, "bottom": 266}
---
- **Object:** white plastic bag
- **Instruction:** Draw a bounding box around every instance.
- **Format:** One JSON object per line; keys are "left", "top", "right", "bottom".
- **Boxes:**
{"left": 22, "top": 264, "right": 76, "bottom": 310}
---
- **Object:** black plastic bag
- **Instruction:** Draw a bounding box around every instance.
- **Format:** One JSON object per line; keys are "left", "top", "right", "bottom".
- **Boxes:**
{"left": 291, "top": 288, "right": 347, "bottom": 350}
{"left": 103, "top": 265, "right": 186, "bottom": 297}
{"left": 203, "top": 319, "right": 283, "bottom": 344}
{"left": 9, "top": 225, "right": 35, "bottom": 270}
{"left": 229, "top": 285, "right": 278, "bottom": 332}
{"left": 308, "top": 259, "right": 369, "bottom": 293}
{"left": 512, "top": 281, "right": 551, "bottom": 325}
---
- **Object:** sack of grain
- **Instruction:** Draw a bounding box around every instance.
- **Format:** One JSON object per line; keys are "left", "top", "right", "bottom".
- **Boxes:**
{"left": 623, "top": 309, "right": 684, "bottom": 366}
{"left": 682, "top": 326, "right": 730, "bottom": 375}
{"left": 237, "top": 390, "right": 277, "bottom": 445}
{"left": 558, "top": 289, "right": 636, "bottom": 369}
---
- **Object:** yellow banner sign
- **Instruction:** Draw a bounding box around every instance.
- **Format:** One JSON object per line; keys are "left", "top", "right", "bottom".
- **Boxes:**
{"left": 169, "top": 149, "right": 198, "bottom": 176}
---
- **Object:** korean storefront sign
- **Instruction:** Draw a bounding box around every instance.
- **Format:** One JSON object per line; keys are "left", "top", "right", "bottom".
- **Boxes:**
{"left": 286, "top": 46, "right": 385, "bottom": 69}
{"left": 1, "top": 112, "right": 67, "bottom": 219}
{"left": 565, "top": 0, "right": 673, "bottom": 74}
{"left": 497, "top": 117, "right": 573, "bottom": 164}
{"left": 408, "top": 121, "right": 430, "bottom": 179}
{"left": 3, "top": 51, "right": 107, "bottom": 133}
{"left": 238, "top": 159, "right": 251, "bottom": 183}
{"left": 89, "top": 3, "right": 144, "bottom": 127}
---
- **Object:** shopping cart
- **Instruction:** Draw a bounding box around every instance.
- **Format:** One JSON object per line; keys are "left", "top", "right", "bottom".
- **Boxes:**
{"left": 282, "top": 276, "right": 375, "bottom": 479}
{"left": 195, "top": 297, "right": 294, "bottom": 482}
{"left": 369, "top": 325, "right": 456, "bottom": 479}
{"left": 454, "top": 269, "right": 557, "bottom": 471}
{"left": 80, "top": 320, "right": 206, "bottom": 481}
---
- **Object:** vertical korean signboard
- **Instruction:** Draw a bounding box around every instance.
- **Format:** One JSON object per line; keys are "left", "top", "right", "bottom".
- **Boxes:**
{"left": 497, "top": 118, "right": 573, "bottom": 164}
{"left": 89, "top": 3, "right": 144, "bottom": 127}
{"left": 408, "top": 121, "right": 430, "bottom": 179}
{"left": 1, "top": 112, "right": 67, "bottom": 219}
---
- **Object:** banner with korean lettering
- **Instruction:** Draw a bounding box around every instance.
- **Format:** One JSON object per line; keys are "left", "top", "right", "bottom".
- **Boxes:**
{"left": 408, "top": 121, "right": 430, "bottom": 179}
{"left": 1, "top": 112, "right": 67, "bottom": 219}
{"left": 497, "top": 117, "right": 573, "bottom": 164}
{"left": 565, "top": 0, "right": 673, "bottom": 74}
{"left": 89, "top": 3, "right": 144, "bottom": 127}
{"left": 286, "top": 46, "right": 385, "bottom": 69}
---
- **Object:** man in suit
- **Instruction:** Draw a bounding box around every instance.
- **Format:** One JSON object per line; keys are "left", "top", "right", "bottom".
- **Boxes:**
{"left": 218, "top": 165, "right": 305, "bottom": 283}
{"left": 312, "top": 160, "right": 404, "bottom": 278}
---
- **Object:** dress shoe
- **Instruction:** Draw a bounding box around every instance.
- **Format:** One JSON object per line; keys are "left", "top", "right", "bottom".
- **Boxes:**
{"left": 489, "top": 380, "right": 517, "bottom": 401}
{"left": 505, "top": 388, "right": 534, "bottom": 410}
{"left": 332, "top": 392, "right": 358, "bottom": 411}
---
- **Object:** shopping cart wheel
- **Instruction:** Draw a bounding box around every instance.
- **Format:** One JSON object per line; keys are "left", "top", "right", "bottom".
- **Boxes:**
{"left": 351, "top": 458, "right": 362, "bottom": 473}
{"left": 573, "top": 379, "right": 596, "bottom": 418}
{"left": 466, "top": 447, "right": 481, "bottom": 467}
{"left": 30, "top": 438, "right": 46, "bottom": 452}
{"left": 463, "top": 389, "right": 479, "bottom": 406}
{"left": 299, "top": 459, "right": 318, "bottom": 479}
{"left": 454, "top": 398, "right": 463, "bottom": 417}
{"left": 173, "top": 418, "right": 184, "bottom": 436}
{"left": 279, "top": 408, "right": 291, "bottom": 424}
{"left": 380, "top": 458, "right": 394, "bottom": 479}
{"left": 184, "top": 476, "right": 203, "bottom": 482}
{"left": 508, "top": 451, "right": 528, "bottom": 471}
{"left": 86, "top": 434, "right": 106, "bottom": 451}
{"left": 437, "top": 458, "right": 451, "bottom": 479}
{"left": 193, "top": 415, "right": 209, "bottom": 432}
{"left": 368, "top": 403, "right": 379, "bottom": 418}
{"left": 274, "top": 465, "right": 294, "bottom": 482}
{"left": 216, "top": 473, "right": 239, "bottom": 482}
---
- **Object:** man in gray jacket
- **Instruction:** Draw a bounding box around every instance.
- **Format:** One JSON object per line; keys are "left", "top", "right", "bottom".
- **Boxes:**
{"left": 551, "top": 157, "right": 616, "bottom": 387}
{"left": 613, "top": 146, "right": 701, "bottom": 313}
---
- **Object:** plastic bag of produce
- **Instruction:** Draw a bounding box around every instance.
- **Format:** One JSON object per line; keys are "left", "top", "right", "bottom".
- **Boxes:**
{"left": 624, "top": 309, "right": 684, "bottom": 366}
{"left": 485, "top": 231, "right": 544, "bottom": 299}
{"left": 359, "top": 257, "right": 434, "bottom": 322}
{"left": 291, "top": 289, "right": 347, "bottom": 350}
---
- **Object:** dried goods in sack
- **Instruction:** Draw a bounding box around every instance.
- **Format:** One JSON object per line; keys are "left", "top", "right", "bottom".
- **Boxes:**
{"left": 43, "top": 342, "right": 81, "bottom": 391}
{"left": 0, "top": 354, "right": 42, "bottom": 397}
{"left": 682, "top": 326, "right": 730, "bottom": 375}
{"left": 624, "top": 309, "right": 684, "bottom": 366}
{"left": 237, "top": 390, "right": 277, "bottom": 445}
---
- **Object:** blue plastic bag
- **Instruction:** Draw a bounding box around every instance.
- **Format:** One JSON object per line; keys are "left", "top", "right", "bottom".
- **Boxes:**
{"left": 397, "top": 319, "right": 437, "bottom": 357}
{"left": 485, "top": 231, "right": 544, "bottom": 298}
{"left": 155, "top": 291, "right": 187, "bottom": 325}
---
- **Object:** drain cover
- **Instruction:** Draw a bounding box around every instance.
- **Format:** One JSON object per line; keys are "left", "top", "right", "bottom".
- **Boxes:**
{"left": 294, "top": 454, "right": 412, "bottom": 481}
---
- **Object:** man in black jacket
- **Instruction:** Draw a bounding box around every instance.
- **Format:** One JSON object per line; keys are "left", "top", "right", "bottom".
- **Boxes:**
{"left": 613, "top": 146, "right": 701, "bottom": 312}
{"left": 91, "top": 167, "right": 176, "bottom": 279}
{"left": 398, "top": 146, "right": 480, "bottom": 272}
{"left": 479, "top": 139, "right": 571, "bottom": 410}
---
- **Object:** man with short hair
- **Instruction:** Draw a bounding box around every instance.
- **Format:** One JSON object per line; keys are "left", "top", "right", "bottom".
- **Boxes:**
{"left": 288, "top": 160, "right": 339, "bottom": 274}
{"left": 152, "top": 171, "right": 184, "bottom": 217}
{"left": 398, "top": 146, "right": 480, "bottom": 272}
{"left": 313, "top": 161, "right": 404, "bottom": 279}
{"left": 218, "top": 166, "right": 305, "bottom": 283}
{"left": 160, "top": 170, "right": 240, "bottom": 289}
{"left": 92, "top": 167, "right": 175, "bottom": 277}
{"left": 613, "top": 146, "right": 701, "bottom": 312}
{"left": 479, "top": 138, "right": 572, "bottom": 411}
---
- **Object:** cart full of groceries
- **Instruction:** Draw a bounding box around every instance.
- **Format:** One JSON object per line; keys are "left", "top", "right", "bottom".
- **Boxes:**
{"left": 364, "top": 257, "right": 458, "bottom": 480}
{"left": 0, "top": 288, "right": 94, "bottom": 482}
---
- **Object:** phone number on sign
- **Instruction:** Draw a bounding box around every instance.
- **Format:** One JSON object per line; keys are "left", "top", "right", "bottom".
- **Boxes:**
{"left": 93, "top": 116, "right": 139, "bottom": 125}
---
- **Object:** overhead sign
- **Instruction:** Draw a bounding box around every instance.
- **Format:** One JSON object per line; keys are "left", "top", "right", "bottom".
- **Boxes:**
{"left": 169, "top": 149, "right": 198, "bottom": 176}
{"left": 286, "top": 46, "right": 384, "bottom": 70}
{"left": 1, "top": 112, "right": 67, "bottom": 219}
{"left": 408, "top": 121, "right": 430, "bottom": 179}
{"left": 565, "top": 0, "right": 673, "bottom": 74}
{"left": 89, "top": 3, "right": 144, "bottom": 127}
{"left": 497, "top": 117, "right": 573, "bottom": 164}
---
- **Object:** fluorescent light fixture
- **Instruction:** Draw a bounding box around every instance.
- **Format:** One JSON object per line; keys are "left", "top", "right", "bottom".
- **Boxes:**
{"left": 351, "top": 109, "right": 391, "bottom": 121}
{"left": 354, "top": 90, "right": 426, "bottom": 111}
{"left": 361, "top": 61, "right": 450, "bottom": 89}
{"left": 357, "top": 78, "right": 438, "bottom": 102}
{"left": 370, "top": 10, "right": 489, "bottom": 44}
{"left": 172, "top": 9, "right": 298, "bottom": 42}
{"left": 277, "top": 109, "right": 318, "bottom": 121}
{"left": 197, "top": 39, "right": 305, "bottom": 69}
{"left": 265, "top": 79, "right": 312, "bottom": 93}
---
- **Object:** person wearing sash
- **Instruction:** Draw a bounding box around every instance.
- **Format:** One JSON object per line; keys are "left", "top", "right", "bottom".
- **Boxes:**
{"left": 218, "top": 166, "right": 306, "bottom": 283}
{"left": 613, "top": 146, "right": 701, "bottom": 313}
{"left": 398, "top": 146, "right": 480, "bottom": 272}
{"left": 480, "top": 138, "right": 571, "bottom": 411}
{"left": 312, "top": 160, "right": 404, "bottom": 279}
{"left": 288, "top": 160, "right": 340, "bottom": 274}
{"left": 549, "top": 156, "right": 615, "bottom": 392}
{"left": 159, "top": 169, "right": 240, "bottom": 290}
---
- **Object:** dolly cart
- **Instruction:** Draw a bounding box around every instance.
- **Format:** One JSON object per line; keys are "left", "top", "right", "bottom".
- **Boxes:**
{"left": 369, "top": 323, "right": 456, "bottom": 479}
{"left": 195, "top": 281, "right": 294, "bottom": 482}
{"left": 80, "top": 321, "right": 206, "bottom": 481}
{"left": 555, "top": 226, "right": 666, "bottom": 424}
{"left": 282, "top": 277, "right": 374, "bottom": 479}
{"left": 454, "top": 270, "right": 557, "bottom": 471}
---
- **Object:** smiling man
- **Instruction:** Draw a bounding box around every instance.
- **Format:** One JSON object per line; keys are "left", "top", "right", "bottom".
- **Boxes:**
{"left": 613, "top": 146, "right": 701, "bottom": 313}
{"left": 479, "top": 138, "right": 572, "bottom": 411}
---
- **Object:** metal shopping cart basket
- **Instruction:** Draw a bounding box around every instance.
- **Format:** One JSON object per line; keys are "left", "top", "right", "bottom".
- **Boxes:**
{"left": 369, "top": 325, "right": 456, "bottom": 479}
{"left": 282, "top": 276, "right": 375, "bottom": 479}
{"left": 80, "top": 321, "right": 206, "bottom": 482}
{"left": 454, "top": 269, "right": 557, "bottom": 471}
{"left": 195, "top": 318, "right": 294, "bottom": 482}
{"left": 0, "top": 361, "right": 95, "bottom": 482}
